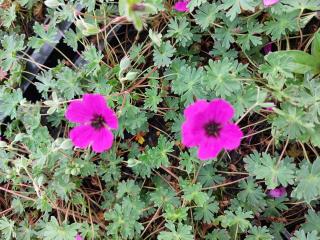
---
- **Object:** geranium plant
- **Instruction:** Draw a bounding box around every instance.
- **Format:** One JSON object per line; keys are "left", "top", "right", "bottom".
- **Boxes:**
{"left": 0, "top": 0, "right": 320, "bottom": 239}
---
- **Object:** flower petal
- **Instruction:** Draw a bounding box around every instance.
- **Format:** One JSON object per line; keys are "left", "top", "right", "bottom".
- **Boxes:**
{"left": 184, "top": 99, "right": 209, "bottom": 120}
{"left": 219, "top": 123, "right": 243, "bottom": 150}
{"left": 75, "top": 234, "right": 83, "bottom": 240}
{"left": 65, "top": 100, "right": 93, "bottom": 123}
{"left": 268, "top": 187, "right": 286, "bottom": 198}
{"left": 181, "top": 121, "right": 206, "bottom": 147}
{"left": 91, "top": 128, "right": 114, "bottom": 153}
{"left": 83, "top": 94, "right": 118, "bottom": 129}
{"left": 174, "top": 1, "right": 189, "bottom": 12}
{"left": 197, "top": 139, "right": 222, "bottom": 160}
{"left": 69, "top": 125, "right": 95, "bottom": 149}
{"left": 206, "top": 99, "right": 235, "bottom": 124}
{"left": 83, "top": 94, "right": 107, "bottom": 114}
{"left": 263, "top": 0, "right": 280, "bottom": 6}
{"left": 101, "top": 107, "right": 118, "bottom": 129}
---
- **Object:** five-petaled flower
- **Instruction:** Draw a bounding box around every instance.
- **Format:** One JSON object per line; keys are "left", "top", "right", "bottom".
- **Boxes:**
{"left": 182, "top": 99, "right": 243, "bottom": 160}
{"left": 263, "top": 0, "right": 280, "bottom": 7}
{"left": 65, "top": 94, "right": 118, "bottom": 153}
{"left": 174, "top": 0, "right": 189, "bottom": 12}
{"left": 268, "top": 187, "right": 286, "bottom": 198}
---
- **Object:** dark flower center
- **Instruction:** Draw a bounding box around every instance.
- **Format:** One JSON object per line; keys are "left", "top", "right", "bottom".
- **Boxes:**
{"left": 91, "top": 115, "right": 105, "bottom": 129}
{"left": 204, "top": 121, "right": 222, "bottom": 137}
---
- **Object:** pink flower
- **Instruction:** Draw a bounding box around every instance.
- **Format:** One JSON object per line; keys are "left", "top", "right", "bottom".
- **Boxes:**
{"left": 263, "top": 0, "right": 280, "bottom": 7}
{"left": 263, "top": 43, "right": 273, "bottom": 55}
{"left": 75, "top": 234, "right": 83, "bottom": 240}
{"left": 268, "top": 187, "right": 286, "bottom": 198}
{"left": 65, "top": 94, "right": 118, "bottom": 153}
{"left": 0, "top": 68, "right": 7, "bottom": 81}
{"left": 181, "top": 99, "right": 243, "bottom": 160}
{"left": 174, "top": 0, "right": 189, "bottom": 12}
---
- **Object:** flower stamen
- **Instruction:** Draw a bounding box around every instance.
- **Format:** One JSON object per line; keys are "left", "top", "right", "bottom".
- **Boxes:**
{"left": 204, "top": 121, "right": 222, "bottom": 137}
{"left": 91, "top": 115, "right": 105, "bottom": 129}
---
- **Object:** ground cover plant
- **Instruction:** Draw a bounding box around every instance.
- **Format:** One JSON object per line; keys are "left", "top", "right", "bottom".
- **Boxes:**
{"left": 0, "top": 0, "right": 320, "bottom": 239}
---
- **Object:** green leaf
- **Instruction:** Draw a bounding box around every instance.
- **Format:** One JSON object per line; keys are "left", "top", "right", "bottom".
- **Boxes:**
{"left": 311, "top": 32, "right": 320, "bottom": 59}
{"left": 272, "top": 103, "right": 314, "bottom": 140}
{"left": 0, "top": 88, "right": 23, "bottom": 121}
{"left": 260, "top": 53, "right": 294, "bottom": 91}
{"left": 80, "top": 0, "right": 96, "bottom": 11}
{"left": 244, "top": 226, "right": 273, "bottom": 240}
{"left": 63, "top": 29, "right": 80, "bottom": 51}
{"left": 17, "top": 220, "right": 35, "bottom": 240}
{"left": 194, "top": 196, "right": 219, "bottom": 223}
{"left": 171, "top": 65, "right": 206, "bottom": 105}
{"left": 38, "top": 217, "right": 78, "bottom": 240}
{"left": 82, "top": 45, "right": 104, "bottom": 76}
{"left": 204, "top": 58, "right": 243, "bottom": 97}
{"left": 157, "top": 222, "right": 193, "bottom": 240}
{"left": 236, "top": 21, "right": 263, "bottom": 51}
{"left": 292, "top": 230, "right": 320, "bottom": 240}
{"left": 143, "top": 87, "right": 163, "bottom": 112}
{"left": 267, "top": 50, "right": 320, "bottom": 75}
{"left": 164, "top": 205, "right": 188, "bottom": 222}
{"left": 281, "top": 0, "right": 320, "bottom": 11}
{"left": 117, "top": 180, "right": 141, "bottom": 199}
{"left": 0, "top": 217, "right": 16, "bottom": 240}
{"left": 264, "top": 11, "right": 300, "bottom": 40}
{"left": 220, "top": 0, "right": 259, "bottom": 21}
{"left": 194, "top": 3, "right": 218, "bottom": 30}
{"left": 56, "top": 67, "right": 83, "bottom": 99}
{"left": 118, "top": 103, "right": 148, "bottom": 136}
{"left": 302, "top": 210, "right": 320, "bottom": 233}
{"left": 205, "top": 229, "right": 231, "bottom": 240}
{"left": 219, "top": 207, "right": 253, "bottom": 231}
{"left": 187, "top": 0, "right": 206, "bottom": 11}
{"left": 35, "top": 70, "right": 56, "bottom": 98}
{"left": 0, "top": 3, "right": 16, "bottom": 28}
{"left": 105, "top": 197, "right": 144, "bottom": 239}
{"left": 150, "top": 187, "right": 180, "bottom": 208}
{"left": 153, "top": 41, "right": 176, "bottom": 67}
{"left": 28, "top": 22, "right": 59, "bottom": 51}
{"left": 214, "top": 17, "right": 237, "bottom": 48}
{"left": 197, "top": 164, "right": 225, "bottom": 187}
{"left": 263, "top": 198, "right": 288, "bottom": 217}
{"left": 0, "top": 33, "right": 25, "bottom": 71}
{"left": 182, "top": 181, "right": 209, "bottom": 207}
{"left": 292, "top": 159, "right": 320, "bottom": 202}
{"left": 166, "top": 17, "right": 193, "bottom": 47}
{"left": 237, "top": 178, "right": 267, "bottom": 212}
{"left": 150, "top": 135, "right": 174, "bottom": 168}
{"left": 244, "top": 151, "right": 296, "bottom": 189}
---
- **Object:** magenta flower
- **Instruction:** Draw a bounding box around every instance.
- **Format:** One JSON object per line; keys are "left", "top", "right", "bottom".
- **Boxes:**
{"left": 181, "top": 99, "right": 243, "bottom": 160}
{"left": 263, "top": 0, "right": 280, "bottom": 7}
{"left": 174, "top": 0, "right": 189, "bottom": 12}
{"left": 75, "top": 234, "right": 83, "bottom": 240}
{"left": 268, "top": 187, "right": 286, "bottom": 198}
{"left": 65, "top": 94, "right": 118, "bottom": 153}
{"left": 263, "top": 43, "right": 273, "bottom": 55}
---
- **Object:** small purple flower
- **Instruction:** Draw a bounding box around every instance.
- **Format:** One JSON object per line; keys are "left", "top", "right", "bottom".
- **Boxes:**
{"left": 268, "top": 187, "right": 286, "bottom": 198}
{"left": 174, "top": 0, "right": 189, "bottom": 12}
{"left": 75, "top": 234, "right": 83, "bottom": 240}
{"left": 181, "top": 99, "right": 243, "bottom": 160}
{"left": 263, "top": 43, "right": 273, "bottom": 55}
{"left": 65, "top": 94, "right": 118, "bottom": 153}
{"left": 263, "top": 0, "right": 280, "bottom": 7}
